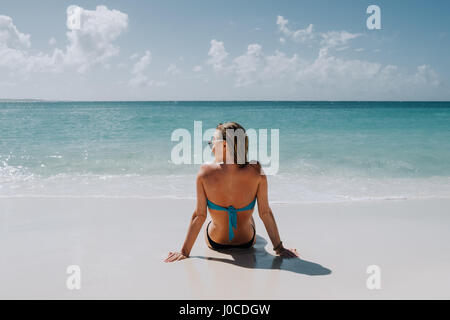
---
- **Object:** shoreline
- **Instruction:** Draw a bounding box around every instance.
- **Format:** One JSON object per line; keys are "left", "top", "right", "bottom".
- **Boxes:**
{"left": 1, "top": 194, "right": 449, "bottom": 204}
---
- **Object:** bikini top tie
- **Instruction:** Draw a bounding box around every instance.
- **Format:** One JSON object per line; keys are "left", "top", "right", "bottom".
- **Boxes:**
{"left": 206, "top": 198, "right": 257, "bottom": 242}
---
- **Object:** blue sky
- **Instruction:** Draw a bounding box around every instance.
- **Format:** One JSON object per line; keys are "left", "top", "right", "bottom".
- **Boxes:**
{"left": 1, "top": 0, "right": 449, "bottom": 100}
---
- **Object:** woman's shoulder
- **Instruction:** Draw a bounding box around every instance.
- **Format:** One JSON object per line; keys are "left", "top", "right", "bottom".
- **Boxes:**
{"left": 247, "top": 160, "right": 264, "bottom": 176}
{"left": 197, "top": 162, "right": 218, "bottom": 178}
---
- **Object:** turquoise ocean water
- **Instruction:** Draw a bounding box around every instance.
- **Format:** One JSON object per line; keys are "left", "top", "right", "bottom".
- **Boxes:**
{"left": 1, "top": 101, "right": 450, "bottom": 202}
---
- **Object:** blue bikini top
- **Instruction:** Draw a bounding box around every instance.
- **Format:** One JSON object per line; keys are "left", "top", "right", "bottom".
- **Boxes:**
{"left": 206, "top": 197, "right": 257, "bottom": 242}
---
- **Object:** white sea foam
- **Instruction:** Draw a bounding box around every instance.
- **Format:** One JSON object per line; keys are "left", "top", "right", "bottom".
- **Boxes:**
{"left": 1, "top": 168, "right": 450, "bottom": 203}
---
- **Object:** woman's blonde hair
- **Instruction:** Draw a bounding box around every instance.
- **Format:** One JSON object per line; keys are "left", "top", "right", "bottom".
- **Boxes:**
{"left": 216, "top": 122, "right": 249, "bottom": 168}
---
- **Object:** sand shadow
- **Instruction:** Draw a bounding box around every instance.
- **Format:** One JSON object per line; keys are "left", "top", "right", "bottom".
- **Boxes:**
{"left": 192, "top": 234, "right": 332, "bottom": 276}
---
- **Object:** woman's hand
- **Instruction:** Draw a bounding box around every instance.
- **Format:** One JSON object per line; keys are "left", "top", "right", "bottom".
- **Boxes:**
{"left": 275, "top": 246, "right": 300, "bottom": 258}
{"left": 164, "top": 251, "right": 188, "bottom": 263}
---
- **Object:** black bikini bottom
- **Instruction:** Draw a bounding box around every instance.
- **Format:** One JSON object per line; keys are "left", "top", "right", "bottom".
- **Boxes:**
{"left": 207, "top": 221, "right": 255, "bottom": 250}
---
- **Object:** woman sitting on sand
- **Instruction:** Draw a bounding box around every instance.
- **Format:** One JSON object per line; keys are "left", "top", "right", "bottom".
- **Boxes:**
{"left": 164, "top": 122, "right": 299, "bottom": 262}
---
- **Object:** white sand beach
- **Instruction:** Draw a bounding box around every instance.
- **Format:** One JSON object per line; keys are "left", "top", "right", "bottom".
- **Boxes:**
{"left": 1, "top": 197, "right": 450, "bottom": 299}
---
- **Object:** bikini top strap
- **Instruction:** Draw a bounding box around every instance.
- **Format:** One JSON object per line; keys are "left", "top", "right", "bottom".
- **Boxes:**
{"left": 206, "top": 197, "right": 257, "bottom": 211}
{"left": 206, "top": 199, "right": 228, "bottom": 211}
{"left": 236, "top": 197, "right": 257, "bottom": 211}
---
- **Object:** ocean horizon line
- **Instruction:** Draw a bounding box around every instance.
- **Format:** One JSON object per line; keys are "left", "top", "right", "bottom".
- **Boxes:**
{"left": 1, "top": 99, "right": 450, "bottom": 103}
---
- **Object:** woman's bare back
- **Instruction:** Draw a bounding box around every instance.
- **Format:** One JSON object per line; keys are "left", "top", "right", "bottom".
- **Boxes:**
{"left": 200, "top": 162, "right": 261, "bottom": 245}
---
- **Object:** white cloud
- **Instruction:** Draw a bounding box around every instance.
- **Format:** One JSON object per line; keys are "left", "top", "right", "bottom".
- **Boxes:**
{"left": 189, "top": 66, "right": 208, "bottom": 82}
{"left": 276, "top": 15, "right": 289, "bottom": 35}
{"left": 276, "top": 15, "right": 314, "bottom": 43}
{"left": 128, "top": 50, "right": 168, "bottom": 88}
{"left": 48, "top": 37, "right": 57, "bottom": 46}
{"left": 206, "top": 39, "right": 228, "bottom": 71}
{"left": 276, "top": 15, "right": 360, "bottom": 54}
{"left": 0, "top": 5, "right": 128, "bottom": 75}
{"left": 0, "top": 15, "right": 64, "bottom": 74}
{"left": 166, "top": 63, "right": 181, "bottom": 76}
{"left": 63, "top": 5, "right": 128, "bottom": 73}
{"left": 0, "top": 15, "right": 52, "bottom": 74}
{"left": 296, "top": 54, "right": 381, "bottom": 86}
{"left": 132, "top": 50, "right": 151, "bottom": 74}
{"left": 320, "top": 30, "right": 361, "bottom": 50}
{"left": 414, "top": 65, "right": 440, "bottom": 86}
{"left": 207, "top": 37, "right": 441, "bottom": 98}
{"left": 0, "top": 15, "right": 30, "bottom": 48}
{"left": 208, "top": 40, "right": 301, "bottom": 87}
{"left": 226, "top": 43, "right": 300, "bottom": 87}
{"left": 201, "top": 15, "right": 443, "bottom": 98}
{"left": 232, "top": 44, "right": 263, "bottom": 87}
{"left": 293, "top": 53, "right": 442, "bottom": 98}
{"left": 128, "top": 73, "right": 148, "bottom": 87}
{"left": 129, "top": 50, "right": 151, "bottom": 87}
{"left": 262, "top": 50, "right": 301, "bottom": 80}
{"left": 128, "top": 72, "right": 167, "bottom": 88}
{"left": 128, "top": 74, "right": 167, "bottom": 88}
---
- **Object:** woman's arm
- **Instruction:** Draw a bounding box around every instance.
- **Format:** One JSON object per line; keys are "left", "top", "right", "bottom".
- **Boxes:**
{"left": 180, "top": 171, "right": 208, "bottom": 256}
{"left": 164, "top": 168, "right": 207, "bottom": 262}
{"left": 256, "top": 172, "right": 299, "bottom": 258}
